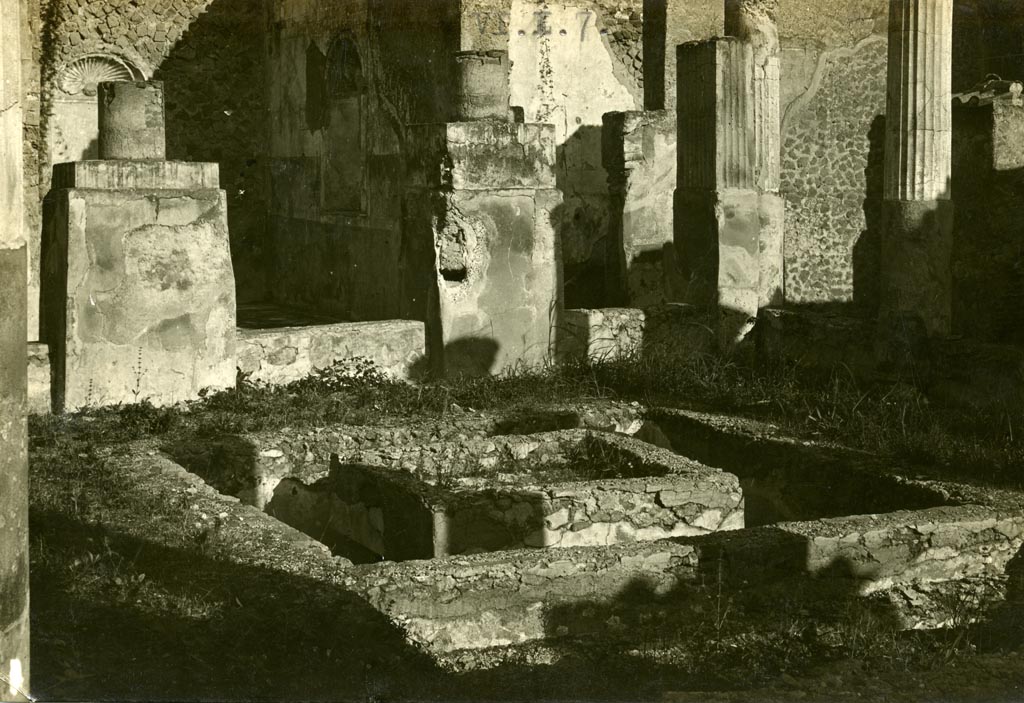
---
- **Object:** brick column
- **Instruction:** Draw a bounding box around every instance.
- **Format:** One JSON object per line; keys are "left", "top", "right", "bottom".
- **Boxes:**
{"left": 881, "top": 0, "right": 954, "bottom": 335}
{"left": 0, "top": 0, "right": 30, "bottom": 698}
{"left": 674, "top": 37, "right": 760, "bottom": 349}
{"left": 725, "top": 0, "right": 783, "bottom": 307}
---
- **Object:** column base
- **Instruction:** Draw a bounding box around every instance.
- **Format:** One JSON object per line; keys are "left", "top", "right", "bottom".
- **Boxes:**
{"left": 757, "top": 192, "right": 785, "bottom": 308}
{"left": 880, "top": 199, "right": 954, "bottom": 337}
{"left": 674, "top": 188, "right": 761, "bottom": 350}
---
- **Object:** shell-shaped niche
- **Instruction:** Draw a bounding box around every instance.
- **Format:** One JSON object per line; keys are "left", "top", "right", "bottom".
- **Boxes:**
{"left": 58, "top": 55, "right": 144, "bottom": 98}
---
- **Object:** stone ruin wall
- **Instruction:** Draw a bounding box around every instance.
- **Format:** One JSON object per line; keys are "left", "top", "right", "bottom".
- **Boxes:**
{"left": 775, "top": 0, "right": 1024, "bottom": 316}
{"left": 17, "top": 0, "right": 1024, "bottom": 340}
{"left": 445, "top": 0, "right": 650, "bottom": 309}
{"left": 264, "top": 0, "right": 460, "bottom": 323}
{"left": 23, "top": 0, "right": 267, "bottom": 341}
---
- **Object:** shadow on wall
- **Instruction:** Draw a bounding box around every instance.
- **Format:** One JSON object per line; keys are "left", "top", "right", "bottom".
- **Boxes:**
{"left": 152, "top": 0, "right": 269, "bottom": 305}
{"left": 409, "top": 335, "right": 500, "bottom": 380}
{"left": 852, "top": 114, "right": 885, "bottom": 318}
{"left": 556, "top": 125, "right": 612, "bottom": 310}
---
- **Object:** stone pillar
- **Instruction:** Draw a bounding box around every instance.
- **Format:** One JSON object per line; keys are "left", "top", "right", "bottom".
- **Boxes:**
{"left": 97, "top": 81, "right": 166, "bottom": 160}
{"left": 674, "top": 37, "right": 760, "bottom": 350}
{"left": 0, "top": 0, "right": 30, "bottom": 697}
{"left": 725, "top": 0, "right": 784, "bottom": 308}
{"left": 403, "top": 54, "right": 561, "bottom": 377}
{"left": 603, "top": 109, "right": 680, "bottom": 306}
{"left": 881, "top": 0, "right": 954, "bottom": 335}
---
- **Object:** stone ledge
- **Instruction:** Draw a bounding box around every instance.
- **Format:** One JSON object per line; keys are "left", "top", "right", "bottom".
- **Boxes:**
{"left": 559, "top": 305, "right": 715, "bottom": 362}
{"left": 337, "top": 499, "right": 1024, "bottom": 654}
{"left": 405, "top": 121, "right": 557, "bottom": 191}
{"left": 51, "top": 160, "right": 220, "bottom": 190}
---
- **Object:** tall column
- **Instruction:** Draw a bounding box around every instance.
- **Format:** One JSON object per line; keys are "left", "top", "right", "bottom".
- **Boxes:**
{"left": 881, "top": 0, "right": 954, "bottom": 335}
{"left": 0, "top": 0, "right": 30, "bottom": 698}
{"left": 674, "top": 37, "right": 760, "bottom": 350}
{"left": 725, "top": 0, "right": 783, "bottom": 308}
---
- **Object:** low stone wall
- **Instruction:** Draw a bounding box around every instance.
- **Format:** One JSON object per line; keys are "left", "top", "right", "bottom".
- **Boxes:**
{"left": 337, "top": 498, "right": 1024, "bottom": 654}
{"left": 171, "top": 429, "right": 743, "bottom": 559}
{"left": 560, "top": 304, "right": 715, "bottom": 362}
{"left": 164, "top": 401, "right": 649, "bottom": 501}
{"left": 235, "top": 320, "right": 426, "bottom": 385}
{"left": 155, "top": 405, "right": 1024, "bottom": 658}
{"left": 342, "top": 540, "right": 702, "bottom": 652}
{"left": 641, "top": 408, "right": 950, "bottom": 525}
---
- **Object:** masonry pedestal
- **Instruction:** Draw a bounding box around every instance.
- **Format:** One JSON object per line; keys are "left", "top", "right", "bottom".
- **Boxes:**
{"left": 403, "top": 121, "right": 562, "bottom": 376}
{"left": 880, "top": 200, "right": 954, "bottom": 335}
{"left": 41, "top": 81, "right": 236, "bottom": 412}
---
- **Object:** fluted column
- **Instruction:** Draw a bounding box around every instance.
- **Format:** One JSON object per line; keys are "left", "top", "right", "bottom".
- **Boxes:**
{"left": 675, "top": 38, "right": 761, "bottom": 350}
{"left": 884, "top": 0, "right": 953, "bottom": 200}
{"left": 881, "top": 0, "right": 954, "bottom": 336}
{"left": 725, "top": 0, "right": 783, "bottom": 308}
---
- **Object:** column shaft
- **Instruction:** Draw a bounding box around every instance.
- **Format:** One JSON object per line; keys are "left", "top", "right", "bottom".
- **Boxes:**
{"left": 883, "top": 0, "right": 953, "bottom": 201}
{"left": 725, "top": 0, "right": 784, "bottom": 308}
{"left": 0, "top": 0, "right": 30, "bottom": 698}
{"left": 881, "top": 0, "right": 955, "bottom": 336}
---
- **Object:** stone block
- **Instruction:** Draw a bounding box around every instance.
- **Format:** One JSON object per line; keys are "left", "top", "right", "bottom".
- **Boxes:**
{"left": 674, "top": 188, "right": 761, "bottom": 313}
{"left": 52, "top": 160, "right": 220, "bottom": 190}
{"left": 405, "top": 121, "right": 556, "bottom": 191}
{"left": 41, "top": 181, "right": 236, "bottom": 411}
{"left": 559, "top": 304, "right": 715, "bottom": 363}
{"left": 756, "top": 308, "right": 877, "bottom": 378}
{"left": 405, "top": 185, "right": 562, "bottom": 377}
{"left": 992, "top": 101, "right": 1024, "bottom": 172}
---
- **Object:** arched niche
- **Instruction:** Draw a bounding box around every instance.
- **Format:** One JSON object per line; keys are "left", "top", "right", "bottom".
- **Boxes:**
{"left": 50, "top": 54, "right": 146, "bottom": 165}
